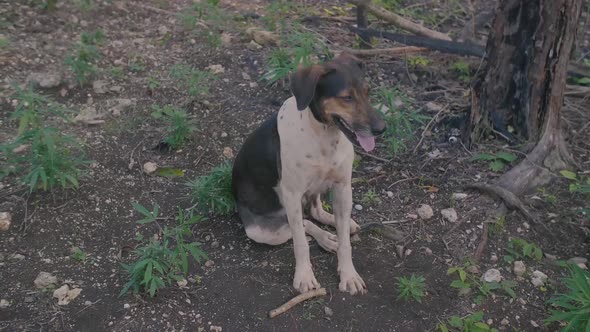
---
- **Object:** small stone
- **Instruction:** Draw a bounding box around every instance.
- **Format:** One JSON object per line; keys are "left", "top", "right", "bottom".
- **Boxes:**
{"left": 220, "top": 32, "right": 232, "bottom": 46}
{"left": 53, "top": 285, "right": 82, "bottom": 305}
{"left": 530, "top": 270, "right": 548, "bottom": 287}
{"left": 452, "top": 193, "right": 468, "bottom": 200}
{"left": 143, "top": 162, "right": 157, "bottom": 175}
{"left": 84, "top": 300, "right": 92, "bottom": 306}
{"left": 482, "top": 268, "right": 502, "bottom": 283}
{"left": 92, "top": 80, "right": 108, "bottom": 94}
{"left": 0, "top": 299, "right": 9, "bottom": 308}
{"left": 386, "top": 191, "right": 394, "bottom": 198}
{"left": 220, "top": 132, "right": 228, "bottom": 138}
{"left": 500, "top": 318, "right": 509, "bottom": 326}
{"left": 205, "top": 235, "right": 211, "bottom": 242}
{"left": 407, "top": 213, "right": 418, "bottom": 219}
{"left": 26, "top": 71, "right": 62, "bottom": 88}
{"left": 12, "top": 144, "right": 29, "bottom": 153}
{"left": 204, "top": 260, "right": 214, "bottom": 268}
{"left": 425, "top": 101, "right": 442, "bottom": 112}
{"left": 324, "top": 306, "right": 333, "bottom": 316}
{"left": 124, "top": 303, "right": 130, "bottom": 309}
{"left": 523, "top": 222, "right": 530, "bottom": 229}
{"left": 12, "top": 254, "right": 25, "bottom": 260}
{"left": 24, "top": 296, "right": 34, "bottom": 303}
{"left": 34, "top": 272, "right": 58, "bottom": 289}
{"left": 354, "top": 204, "right": 363, "bottom": 211}
{"left": 568, "top": 257, "right": 588, "bottom": 265}
{"left": 158, "top": 25, "right": 169, "bottom": 35}
{"left": 210, "top": 326, "right": 222, "bottom": 332}
{"left": 177, "top": 279, "right": 188, "bottom": 287}
{"left": 222, "top": 147, "right": 233, "bottom": 159}
{"left": 404, "top": 249, "right": 412, "bottom": 257}
{"left": 241, "top": 72, "right": 251, "bottom": 80}
{"left": 424, "top": 247, "right": 433, "bottom": 256}
{"left": 74, "top": 106, "right": 104, "bottom": 125}
{"left": 0, "top": 212, "right": 11, "bottom": 232}
{"left": 513, "top": 261, "right": 526, "bottom": 277}
{"left": 395, "top": 245, "right": 405, "bottom": 258}
{"left": 206, "top": 64, "right": 225, "bottom": 74}
{"left": 441, "top": 208, "right": 458, "bottom": 223}
{"left": 530, "top": 320, "right": 539, "bottom": 328}
{"left": 545, "top": 253, "right": 557, "bottom": 260}
{"left": 490, "top": 254, "right": 498, "bottom": 263}
{"left": 246, "top": 27, "right": 279, "bottom": 46}
{"left": 486, "top": 319, "right": 493, "bottom": 325}
{"left": 249, "top": 82, "right": 259, "bottom": 88}
{"left": 417, "top": 204, "right": 433, "bottom": 220}
{"left": 211, "top": 241, "right": 220, "bottom": 248}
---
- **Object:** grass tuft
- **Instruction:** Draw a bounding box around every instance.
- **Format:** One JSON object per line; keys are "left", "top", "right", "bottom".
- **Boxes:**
{"left": 186, "top": 162, "right": 235, "bottom": 216}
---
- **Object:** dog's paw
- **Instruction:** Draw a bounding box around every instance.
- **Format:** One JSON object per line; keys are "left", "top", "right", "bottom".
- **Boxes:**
{"left": 350, "top": 218, "right": 361, "bottom": 234}
{"left": 293, "top": 266, "right": 320, "bottom": 293}
{"left": 316, "top": 232, "right": 338, "bottom": 253}
{"left": 339, "top": 267, "right": 367, "bottom": 295}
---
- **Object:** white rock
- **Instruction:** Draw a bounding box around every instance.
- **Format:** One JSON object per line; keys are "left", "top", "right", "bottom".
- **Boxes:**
{"left": 386, "top": 191, "right": 394, "bottom": 198}
{"left": 324, "top": 306, "right": 333, "bottom": 316}
{"left": 53, "top": 285, "right": 82, "bottom": 305}
{"left": 417, "top": 204, "right": 433, "bottom": 220}
{"left": 92, "top": 80, "right": 108, "bottom": 94}
{"left": 11, "top": 253, "right": 25, "bottom": 260}
{"left": 531, "top": 320, "right": 539, "bottom": 328}
{"left": 490, "top": 254, "right": 498, "bottom": 263}
{"left": 0, "top": 299, "right": 9, "bottom": 308}
{"left": 26, "top": 71, "right": 62, "bottom": 88}
{"left": 441, "top": 208, "right": 458, "bottom": 223}
{"left": 513, "top": 261, "right": 526, "bottom": 277}
{"left": 482, "top": 268, "right": 502, "bottom": 283}
{"left": 0, "top": 212, "right": 11, "bottom": 232}
{"left": 124, "top": 303, "right": 130, "bottom": 309}
{"left": 34, "top": 272, "right": 57, "bottom": 289}
{"left": 143, "top": 162, "right": 157, "bottom": 175}
{"left": 530, "top": 270, "right": 548, "bottom": 287}
{"left": 177, "top": 279, "right": 188, "bottom": 288}
{"left": 452, "top": 193, "right": 468, "bottom": 200}
{"left": 500, "top": 318, "right": 509, "bottom": 326}
{"left": 210, "top": 326, "right": 222, "bottom": 332}
{"left": 220, "top": 132, "right": 228, "bottom": 138}
{"left": 354, "top": 204, "right": 363, "bottom": 211}
{"left": 222, "top": 147, "right": 233, "bottom": 159}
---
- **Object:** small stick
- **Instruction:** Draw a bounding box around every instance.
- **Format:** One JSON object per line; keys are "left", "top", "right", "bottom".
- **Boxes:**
{"left": 268, "top": 288, "right": 327, "bottom": 318}
{"left": 355, "top": 150, "right": 390, "bottom": 163}
{"left": 387, "top": 177, "right": 418, "bottom": 189}
{"left": 413, "top": 104, "right": 449, "bottom": 153}
{"left": 333, "top": 46, "right": 429, "bottom": 57}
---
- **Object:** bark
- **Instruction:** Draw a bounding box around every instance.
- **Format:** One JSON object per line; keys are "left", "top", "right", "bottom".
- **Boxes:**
{"left": 468, "top": 0, "right": 582, "bottom": 195}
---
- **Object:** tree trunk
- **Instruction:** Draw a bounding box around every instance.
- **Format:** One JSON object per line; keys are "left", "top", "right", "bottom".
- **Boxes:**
{"left": 467, "top": 0, "right": 582, "bottom": 195}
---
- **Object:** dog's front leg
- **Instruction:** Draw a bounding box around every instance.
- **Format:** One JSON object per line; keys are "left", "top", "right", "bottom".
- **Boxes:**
{"left": 283, "top": 191, "right": 320, "bottom": 293}
{"left": 333, "top": 183, "right": 367, "bottom": 295}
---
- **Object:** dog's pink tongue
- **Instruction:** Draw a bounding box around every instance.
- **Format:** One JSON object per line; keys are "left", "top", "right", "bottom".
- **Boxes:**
{"left": 356, "top": 134, "right": 375, "bottom": 152}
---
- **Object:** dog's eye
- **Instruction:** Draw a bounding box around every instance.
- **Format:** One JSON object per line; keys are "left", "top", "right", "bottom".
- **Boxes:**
{"left": 342, "top": 96, "right": 354, "bottom": 103}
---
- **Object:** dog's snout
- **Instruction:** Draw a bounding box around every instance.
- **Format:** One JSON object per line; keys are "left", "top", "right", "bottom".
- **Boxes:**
{"left": 371, "top": 119, "right": 387, "bottom": 136}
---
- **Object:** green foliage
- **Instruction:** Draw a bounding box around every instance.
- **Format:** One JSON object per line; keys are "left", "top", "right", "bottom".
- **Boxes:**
{"left": 546, "top": 264, "right": 590, "bottom": 331}
{"left": 151, "top": 105, "right": 197, "bottom": 150}
{"left": 70, "top": 246, "right": 87, "bottom": 263}
{"left": 65, "top": 30, "right": 104, "bottom": 86}
{"left": 438, "top": 312, "right": 498, "bottom": 332}
{"left": 408, "top": 56, "right": 431, "bottom": 69}
{"left": 262, "top": 27, "right": 330, "bottom": 84}
{"left": 262, "top": 0, "right": 306, "bottom": 31}
{"left": 1, "top": 86, "right": 87, "bottom": 192}
{"left": 504, "top": 238, "right": 543, "bottom": 263}
{"left": 110, "top": 66, "right": 124, "bottom": 79}
{"left": 374, "top": 86, "right": 429, "bottom": 156}
{"left": 147, "top": 77, "right": 161, "bottom": 90}
{"left": 128, "top": 62, "right": 144, "bottom": 73}
{"left": 560, "top": 170, "right": 590, "bottom": 194}
{"left": 73, "top": 0, "right": 94, "bottom": 11}
{"left": 451, "top": 60, "right": 471, "bottom": 83}
{"left": 170, "top": 64, "right": 213, "bottom": 99}
{"left": 488, "top": 215, "right": 506, "bottom": 235}
{"left": 179, "top": 0, "right": 225, "bottom": 48}
{"left": 470, "top": 151, "right": 517, "bottom": 173}
{"left": 0, "top": 36, "right": 9, "bottom": 51}
{"left": 448, "top": 261, "right": 517, "bottom": 304}
{"left": 186, "top": 162, "right": 235, "bottom": 215}
{"left": 396, "top": 274, "right": 426, "bottom": 302}
{"left": 361, "top": 188, "right": 381, "bottom": 205}
{"left": 120, "top": 203, "right": 207, "bottom": 298}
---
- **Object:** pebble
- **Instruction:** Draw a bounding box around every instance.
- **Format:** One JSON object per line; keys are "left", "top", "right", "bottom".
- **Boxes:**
{"left": 211, "top": 241, "right": 220, "bottom": 249}
{"left": 143, "top": 162, "right": 157, "bottom": 175}
{"left": 500, "top": 318, "right": 509, "bottom": 326}
{"left": 241, "top": 72, "right": 251, "bottom": 80}
{"left": 424, "top": 247, "right": 433, "bottom": 256}
{"left": 531, "top": 320, "right": 539, "bottom": 328}
{"left": 26, "top": 71, "right": 62, "bottom": 88}
{"left": 417, "top": 204, "right": 433, "bottom": 220}
{"left": 222, "top": 147, "right": 233, "bottom": 159}
{"left": 441, "top": 208, "right": 458, "bottom": 223}
{"left": 513, "top": 261, "right": 526, "bottom": 277}
{"left": 92, "top": 80, "right": 108, "bottom": 94}
{"left": 0, "top": 212, "right": 11, "bottom": 232}
{"left": 324, "top": 306, "right": 333, "bottom": 316}
{"left": 386, "top": 191, "right": 394, "bottom": 198}
{"left": 452, "top": 193, "right": 468, "bottom": 200}
{"left": 210, "top": 326, "right": 222, "bottom": 332}
{"left": 0, "top": 299, "right": 9, "bottom": 308}
{"left": 124, "top": 303, "right": 130, "bottom": 309}
{"left": 220, "top": 132, "right": 228, "bottom": 138}
{"left": 354, "top": 204, "right": 363, "bottom": 211}
{"left": 34, "top": 271, "right": 58, "bottom": 289}
{"left": 530, "top": 270, "right": 548, "bottom": 287}
{"left": 482, "top": 268, "right": 502, "bottom": 283}
{"left": 204, "top": 260, "right": 215, "bottom": 268}
{"left": 490, "top": 254, "right": 498, "bottom": 263}
{"left": 84, "top": 301, "right": 92, "bottom": 306}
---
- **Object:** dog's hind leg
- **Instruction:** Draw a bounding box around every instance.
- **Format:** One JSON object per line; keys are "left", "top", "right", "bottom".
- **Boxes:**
{"left": 310, "top": 195, "right": 360, "bottom": 234}
{"left": 303, "top": 219, "right": 338, "bottom": 253}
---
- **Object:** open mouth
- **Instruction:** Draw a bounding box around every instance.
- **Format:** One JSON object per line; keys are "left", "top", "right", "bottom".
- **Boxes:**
{"left": 333, "top": 116, "right": 376, "bottom": 152}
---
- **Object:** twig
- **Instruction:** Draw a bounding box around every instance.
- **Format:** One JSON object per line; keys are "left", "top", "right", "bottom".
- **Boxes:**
{"left": 332, "top": 46, "right": 429, "bottom": 57}
{"left": 126, "top": 2, "right": 176, "bottom": 16}
{"left": 387, "top": 177, "right": 418, "bottom": 189}
{"left": 347, "top": 0, "right": 451, "bottom": 40}
{"left": 473, "top": 223, "right": 488, "bottom": 262}
{"left": 355, "top": 149, "right": 390, "bottom": 163}
{"left": 565, "top": 85, "right": 590, "bottom": 97}
{"left": 413, "top": 104, "right": 449, "bottom": 153}
{"left": 268, "top": 288, "right": 327, "bottom": 318}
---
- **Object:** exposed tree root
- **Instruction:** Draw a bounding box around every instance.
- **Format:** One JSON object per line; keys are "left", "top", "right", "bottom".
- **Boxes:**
{"left": 268, "top": 288, "right": 327, "bottom": 318}
{"left": 334, "top": 46, "right": 429, "bottom": 57}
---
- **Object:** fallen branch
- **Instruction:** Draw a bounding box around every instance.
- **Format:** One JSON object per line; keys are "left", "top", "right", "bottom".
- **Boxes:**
{"left": 347, "top": 0, "right": 451, "bottom": 40}
{"left": 465, "top": 184, "right": 548, "bottom": 230}
{"left": 268, "top": 288, "right": 327, "bottom": 318}
{"left": 333, "top": 46, "right": 429, "bottom": 57}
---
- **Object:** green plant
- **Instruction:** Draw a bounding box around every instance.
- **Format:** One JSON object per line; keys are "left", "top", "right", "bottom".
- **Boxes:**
{"left": 1, "top": 87, "right": 87, "bottom": 192}
{"left": 186, "top": 162, "right": 235, "bottom": 215}
{"left": 560, "top": 170, "right": 590, "bottom": 194}
{"left": 546, "top": 264, "right": 590, "bottom": 331}
{"left": 151, "top": 105, "right": 197, "bottom": 150}
{"left": 451, "top": 60, "right": 471, "bottom": 83}
{"left": 470, "top": 152, "right": 517, "bottom": 172}
{"left": 128, "top": 62, "right": 144, "bottom": 73}
{"left": 374, "top": 86, "right": 429, "bottom": 155}
{"left": 71, "top": 246, "right": 87, "bottom": 262}
{"left": 448, "top": 261, "right": 517, "bottom": 304}
{"left": 179, "top": 0, "right": 226, "bottom": 48}
{"left": 170, "top": 64, "right": 214, "bottom": 99}
{"left": 504, "top": 238, "right": 543, "bottom": 263}
{"left": 438, "top": 312, "right": 498, "bottom": 332}
{"left": 262, "top": 27, "right": 330, "bottom": 84}
{"left": 396, "top": 274, "right": 426, "bottom": 302}
{"left": 73, "top": 0, "right": 94, "bottom": 11}
{"left": 408, "top": 56, "right": 431, "bottom": 69}
{"left": 0, "top": 36, "right": 9, "bottom": 51}
{"left": 120, "top": 203, "right": 207, "bottom": 297}
{"left": 110, "top": 66, "right": 124, "bottom": 79}
{"left": 147, "top": 77, "right": 161, "bottom": 90}
{"left": 487, "top": 215, "right": 506, "bottom": 235}
{"left": 65, "top": 31, "right": 104, "bottom": 85}
{"left": 361, "top": 188, "right": 381, "bottom": 205}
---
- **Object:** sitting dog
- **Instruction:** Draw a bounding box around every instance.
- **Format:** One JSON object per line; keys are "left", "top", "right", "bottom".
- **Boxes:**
{"left": 232, "top": 53, "right": 386, "bottom": 295}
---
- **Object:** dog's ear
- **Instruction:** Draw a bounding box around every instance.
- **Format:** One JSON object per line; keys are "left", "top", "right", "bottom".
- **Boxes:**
{"left": 289, "top": 65, "right": 326, "bottom": 111}
{"left": 333, "top": 52, "right": 364, "bottom": 70}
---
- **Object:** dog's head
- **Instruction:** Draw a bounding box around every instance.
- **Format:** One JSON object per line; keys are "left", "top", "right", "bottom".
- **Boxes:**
{"left": 289, "top": 52, "right": 386, "bottom": 152}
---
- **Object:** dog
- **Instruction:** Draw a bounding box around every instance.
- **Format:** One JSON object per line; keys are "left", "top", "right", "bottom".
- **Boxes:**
{"left": 232, "top": 53, "right": 386, "bottom": 295}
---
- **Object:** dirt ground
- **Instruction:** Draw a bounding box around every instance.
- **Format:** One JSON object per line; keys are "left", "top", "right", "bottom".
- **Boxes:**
{"left": 1, "top": 0, "right": 589, "bottom": 331}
